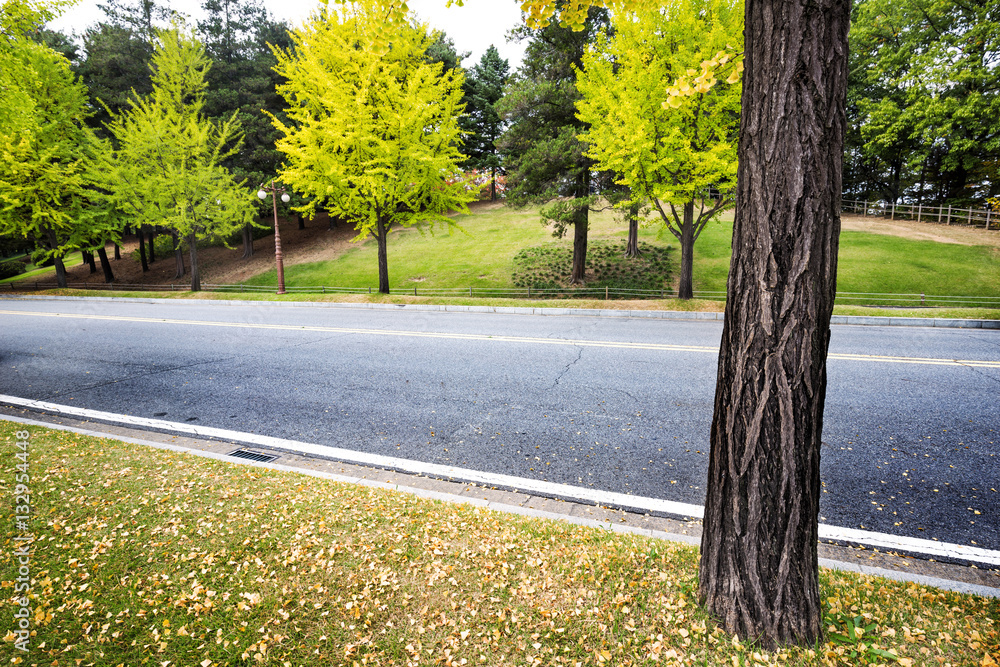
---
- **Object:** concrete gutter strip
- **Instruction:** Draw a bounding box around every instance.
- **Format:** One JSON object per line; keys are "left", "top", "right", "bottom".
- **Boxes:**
{"left": 3, "top": 412, "right": 998, "bottom": 600}
{"left": 2, "top": 294, "right": 998, "bottom": 329}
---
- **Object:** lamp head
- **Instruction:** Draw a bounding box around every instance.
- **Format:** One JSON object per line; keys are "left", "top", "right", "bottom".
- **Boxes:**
{"left": 257, "top": 189, "right": 267, "bottom": 200}
{"left": 281, "top": 193, "right": 291, "bottom": 204}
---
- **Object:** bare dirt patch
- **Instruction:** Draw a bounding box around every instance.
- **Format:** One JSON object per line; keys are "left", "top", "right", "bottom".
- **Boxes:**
{"left": 840, "top": 214, "right": 1000, "bottom": 247}
{"left": 56, "top": 213, "right": 357, "bottom": 287}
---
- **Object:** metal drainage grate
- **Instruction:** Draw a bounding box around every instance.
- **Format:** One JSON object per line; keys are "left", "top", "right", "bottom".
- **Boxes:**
{"left": 228, "top": 449, "right": 279, "bottom": 464}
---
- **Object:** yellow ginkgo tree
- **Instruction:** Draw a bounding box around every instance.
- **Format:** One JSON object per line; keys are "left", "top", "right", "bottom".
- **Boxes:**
{"left": 576, "top": 0, "right": 743, "bottom": 299}
{"left": 271, "top": 0, "right": 477, "bottom": 294}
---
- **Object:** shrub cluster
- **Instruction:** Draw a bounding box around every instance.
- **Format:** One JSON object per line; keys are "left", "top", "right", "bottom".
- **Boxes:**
{"left": 512, "top": 240, "right": 673, "bottom": 293}
{"left": 0, "top": 259, "right": 27, "bottom": 280}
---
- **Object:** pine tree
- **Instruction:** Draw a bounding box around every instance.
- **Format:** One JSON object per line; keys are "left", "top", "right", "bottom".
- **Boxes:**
{"left": 461, "top": 45, "right": 508, "bottom": 202}
{"left": 497, "top": 8, "right": 608, "bottom": 284}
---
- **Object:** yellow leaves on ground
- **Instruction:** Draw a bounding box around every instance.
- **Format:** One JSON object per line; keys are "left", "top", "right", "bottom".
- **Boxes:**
{"left": 1, "top": 420, "right": 997, "bottom": 667}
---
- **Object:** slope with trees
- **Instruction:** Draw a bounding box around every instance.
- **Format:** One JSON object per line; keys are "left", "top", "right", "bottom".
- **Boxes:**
{"left": 270, "top": 0, "right": 476, "bottom": 294}
{"left": 576, "top": 0, "right": 742, "bottom": 299}
{"left": 497, "top": 7, "right": 608, "bottom": 284}
{"left": 98, "top": 27, "right": 255, "bottom": 290}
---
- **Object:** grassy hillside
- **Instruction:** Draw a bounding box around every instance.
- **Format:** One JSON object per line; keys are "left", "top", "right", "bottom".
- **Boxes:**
{"left": 244, "top": 204, "right": 1000, "bottom": 303}
{"left": 244, "top": 204, "right": 678, "bottom": 291}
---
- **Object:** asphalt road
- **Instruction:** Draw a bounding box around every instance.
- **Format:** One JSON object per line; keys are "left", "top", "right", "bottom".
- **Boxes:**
{"left": 1, "top": 297, "right": 998, "bottom": 553}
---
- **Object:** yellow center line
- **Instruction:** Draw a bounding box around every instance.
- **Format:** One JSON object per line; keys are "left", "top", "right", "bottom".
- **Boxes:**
{"left": 3, "top": 309, "right": 999, "bottom": 368}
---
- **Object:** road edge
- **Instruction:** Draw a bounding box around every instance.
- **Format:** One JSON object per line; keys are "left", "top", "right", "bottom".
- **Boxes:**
{"left": 2, "top": 293, "right": 999, "bottom": 329}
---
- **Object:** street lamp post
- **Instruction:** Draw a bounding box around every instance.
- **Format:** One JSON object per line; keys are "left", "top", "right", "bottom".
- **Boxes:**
{"left": 257, "top": 180, "right": 291, "bottom": 295}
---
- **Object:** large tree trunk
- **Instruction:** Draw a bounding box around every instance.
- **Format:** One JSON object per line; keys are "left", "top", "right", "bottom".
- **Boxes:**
{"left": 568, "top": 204, "right": 589, "bottom": 284}
{"left": 83, "top": 250, "right": 97, "bottom": 274}
{"left": 677, "top": 201, "right": 695, "bottom": 299}
{"left": 45, "top": 227, "right": 67, "bottom": 289}
{"left": 188, "top": 233, "right": 201, "bottom": 292}
{"left": 376, "top": 217, "right": 390, "bottom": 294}
{"left": 172, "top": 231, "right": 184, "bottom": 279}
{"left": 136, "top": 226, "right": 149, "bottom": 272}
{"left": 96, "top": 246, "right": 114, "bottom": 283}
{"left": 242, "top": 223, "right": 254, "bottom": 258}
{"left": 146, "top": 226, "right": 156, "bottom": 263}
{"left": 114, "top": 243, "right": 121, "bottom": 261}
{"left": 698, "top": 0, "right": 849, "bottom": 649}
{"left": 624, "top": 202, "right": 641, "bottom": 258}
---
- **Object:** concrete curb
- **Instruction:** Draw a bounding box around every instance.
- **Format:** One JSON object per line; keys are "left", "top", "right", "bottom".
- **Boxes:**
{"left": 3, "top": 293, "right": 998, "bottom": 329}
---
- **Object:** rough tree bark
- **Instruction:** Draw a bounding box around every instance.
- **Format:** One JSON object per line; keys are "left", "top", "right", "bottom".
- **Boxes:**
{"left": 242, "top": 223, "right": 254, "bottom": 259}
{"left": 136, "top": 226, "right": 149, "bottom": 272}
{"left": 188, "top": 232, "right": 201, "bottom": 292}
{"left": 624, "top": 202, "right": 641, "bottom": 258}
{"left": 375, "top": 216, "right": 390, "bottom": 294}
{"left": 677, "top": 201, "right": 695, "bottom": 299}
{"left": 114, "top": 243, "right": 121, "bottom": 260}
{"left": 569, "top": 205, "right": 589, "bottom": 283}
{"left": 96, "top": 246, "right": 114, "bottom": 283}
{"left": 146, "top": 226, "right": 156, "bottom": 263}
{"left": 698, "top": 0, "right": 849, "bottom": 649}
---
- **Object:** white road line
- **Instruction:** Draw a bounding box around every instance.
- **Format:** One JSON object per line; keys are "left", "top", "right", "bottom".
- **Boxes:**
{"left": 3, "top": 309, "right": 999, "bottom": 367}
{"left": 3, "top": 394, "right": 999, "bottom": 568}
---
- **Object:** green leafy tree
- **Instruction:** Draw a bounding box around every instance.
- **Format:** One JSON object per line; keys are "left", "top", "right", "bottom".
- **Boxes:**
{"left": 497, "top": 7, "right": 608, "bottom": 284}
{"left": 577, "top": 0, "right": 742, "bottom": 299}
{"left": 846, "top": 0, "right": 1000, "bottom": 205}
{"left": 272, "top": 0, "right": 850, "bottom": 647}
{"left": 0, "top": 39, "right": 107, "bottom": 288}
{"left": 270, "top": 0, "right": 476, "bottom": 294}
{"left": 461, "top": 45, "right": 509, "bottom": 201}
{"left": 501, "top": 0, "right": 850, "bottom": 647}
{"left": 99, "top": 26, "right": 255, "bottom": 291}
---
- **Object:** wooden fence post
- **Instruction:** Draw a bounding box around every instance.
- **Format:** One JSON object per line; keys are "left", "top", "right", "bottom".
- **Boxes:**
{"left": 917, "top": 204, "right": 922, "bottom": 222}
{"left": 946, "top": 204, "right": 952, "bottom": 225}
{"left": 891, "top": 202, "right": 896, "bottom": 220}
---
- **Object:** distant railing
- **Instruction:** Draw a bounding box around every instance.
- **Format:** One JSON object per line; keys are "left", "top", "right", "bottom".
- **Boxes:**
{"left": 4, "top": 280, "right": 998, "bottom": 309}
{"left": 843, "top": 199, "right": 997, "bottom": 230}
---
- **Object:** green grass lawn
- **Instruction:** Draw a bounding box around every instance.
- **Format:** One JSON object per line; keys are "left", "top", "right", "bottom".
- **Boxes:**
{"left": 0, "top": 254, "right": 86, "bottom": 284}
{"left": 243, "top": 205, "right": 1000, "bottom": 305}
{"left": 245, "top": 204, "right": 675, "bottom": 291}
{"left": 3, "top": 421, "right": 998, "bottom": 666}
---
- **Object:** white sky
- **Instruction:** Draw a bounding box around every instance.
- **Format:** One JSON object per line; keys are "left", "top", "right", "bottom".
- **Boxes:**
{"left": 49, "top": 0, "right": 528, "bottom": 68}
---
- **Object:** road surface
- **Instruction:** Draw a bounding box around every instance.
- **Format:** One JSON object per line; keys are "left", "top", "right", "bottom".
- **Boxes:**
{"left": 1, "top": 297, "right": 998, "bottom": 558}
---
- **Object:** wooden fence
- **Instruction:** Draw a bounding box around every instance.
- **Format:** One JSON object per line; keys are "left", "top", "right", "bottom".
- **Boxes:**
{"left": 843, "top": 199, "right": 997, "bottom": 230}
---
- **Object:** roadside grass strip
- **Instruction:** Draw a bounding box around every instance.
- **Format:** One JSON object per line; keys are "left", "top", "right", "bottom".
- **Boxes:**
{"left": 2, "top": 422, "right": 999, "bottom": 666}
